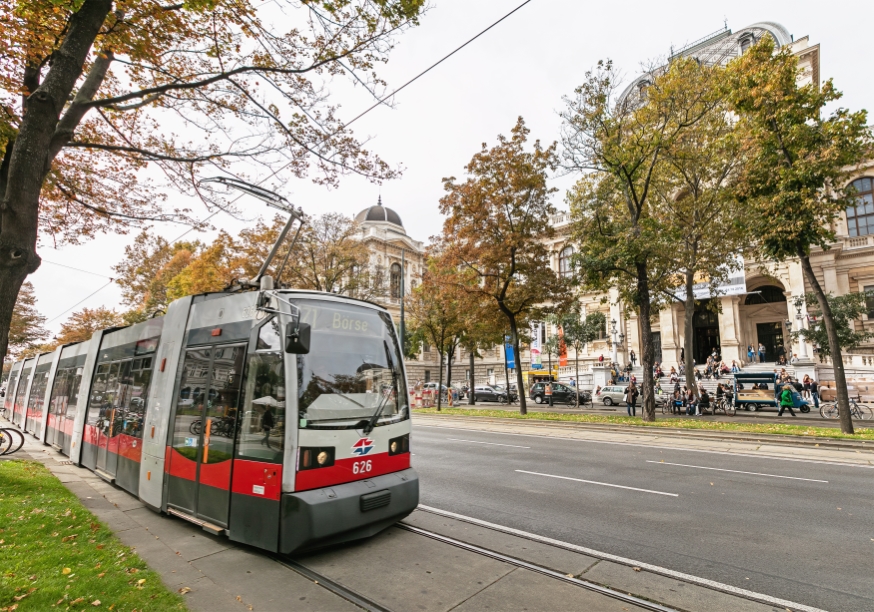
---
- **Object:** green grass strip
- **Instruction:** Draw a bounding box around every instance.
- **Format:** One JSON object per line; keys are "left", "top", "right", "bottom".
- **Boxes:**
{"left": 413, "top": 408, "right": 874, "bottom": 441}
{"left": 0, "top": 460, "right": 186, "bottom": 612}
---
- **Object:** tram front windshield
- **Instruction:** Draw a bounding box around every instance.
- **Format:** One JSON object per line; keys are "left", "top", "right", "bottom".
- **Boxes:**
{"left": 293, "top": 299, "right": 408, "bottom": 429}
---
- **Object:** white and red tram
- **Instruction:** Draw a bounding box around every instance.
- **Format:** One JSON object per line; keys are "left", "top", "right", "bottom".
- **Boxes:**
{"left": 2, "top": 288, "right": 418, "bottom": 553}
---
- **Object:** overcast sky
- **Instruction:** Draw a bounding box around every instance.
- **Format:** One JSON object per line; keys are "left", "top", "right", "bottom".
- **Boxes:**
{"left": 29, "top": 0, "right": 874, "bottom": 334}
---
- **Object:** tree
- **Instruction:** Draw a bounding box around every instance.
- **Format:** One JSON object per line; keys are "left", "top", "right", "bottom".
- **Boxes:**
{"left": 441, "top": 118, "right": 572, "bottom": 415}
{"left": 7, "top": 281, "right": 49, "bottom": 359}
{"left": 794, "top": 292, "right": 873, "bottom": 359}
{"left": 563, "top": 58, "right": 715, "bottom": 421}
{"left": 650, "top": 61, "right": 748, "bottom": 394}
{"left": 278, "top": 213, "right": 385, "bottom": 299}
{"left": 560, "top": 309, "right": 605, "bottom": 407}
{"left": 0, "top": 0, "right": 425, "bottom": 362}
{"left": 726, "top": 38, "right": 873, "bottom": 433}
{"left": 113, "top": 231, "right": 201, "bottom": 319}
{"left": 404, "top": 257, "right": 465, "bottom": 411}
{"left": 55, "top": 306, "right": 123, "bottom": 345}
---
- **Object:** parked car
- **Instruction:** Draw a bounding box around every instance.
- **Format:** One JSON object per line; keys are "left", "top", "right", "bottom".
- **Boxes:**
{"left": 422, "top": 382, "right": 449, "bottom": 399}
{"left": 529, "top": 382, "right": 589, "bottom": 405}
{"left": 597, "top": 385, "right": 627, "bottom": 406}
{"left": 472, "top": 385, "right": 509, "bottom": 403}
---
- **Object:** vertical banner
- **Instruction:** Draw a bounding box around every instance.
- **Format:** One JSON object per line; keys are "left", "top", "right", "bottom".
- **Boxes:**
{"left": 558, "top": 326, "right": 568, "bottom": 367}
{"left": 505, "top": 337, "right": 516, "bottom": 370}
{"left": 530, "top": 321, "right": 542, "bottom": 369}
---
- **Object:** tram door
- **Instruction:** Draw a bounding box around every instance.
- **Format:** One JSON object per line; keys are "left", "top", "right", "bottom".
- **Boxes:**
{"left": 167, "top": 344, "right": 245, "bottom": 528}
{"left": 95, "top": 362, "right": 126, "bottom": 478}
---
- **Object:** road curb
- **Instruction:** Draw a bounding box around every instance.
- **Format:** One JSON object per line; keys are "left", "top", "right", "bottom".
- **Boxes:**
{"left": 413, "top": 413, "right": 874, "bottom": 451}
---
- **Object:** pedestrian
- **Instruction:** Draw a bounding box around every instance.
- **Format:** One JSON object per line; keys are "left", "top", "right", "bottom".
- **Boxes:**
{"left": 758, "top": 343, "right": 766, "bottom": 363}
{"left": 545, "top": 381, "right": 553, "bottom": 407}
{"left": 778, "top": 384, "right": 797, "bottom": 417}
{"left": 680, "top": 347, "right": 685, "bottom": 362}
{"left": 747, "top": 345, "right": 755, "bottom": 364}
{"left": 809, "top": 378, "right": 820, "bottom": 409}
{"left": 261, "top": 405, "right": 275, "bottom": 447}
{"left": 697, "top": 389, "right": 711, "bottom": 416}
{"left": 625, "top": 382, "right": 639, "bottom": 417}
{"left": 570, "top": 378, "right": 576, "bottom": 387}
{"left": 630, "top": 350, "right": 637, "bottom": 366}
{"left": 599, "top": 354, "right": 604, "bottom": 364}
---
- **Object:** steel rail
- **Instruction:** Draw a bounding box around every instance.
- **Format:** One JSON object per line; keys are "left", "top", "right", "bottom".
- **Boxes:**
{"left": 275, "top": 556, "right": 395, "bottom": 612}
{"left": 396, "top": 523, "right": 678, "bottom": 612}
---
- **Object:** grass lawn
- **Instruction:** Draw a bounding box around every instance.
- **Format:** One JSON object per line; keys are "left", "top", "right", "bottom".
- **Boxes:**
{"left": 413, "top": 408, "right": 874, "bottom": 441}
{"left": 0, "top": 460, "right": 186, "bottom": 612}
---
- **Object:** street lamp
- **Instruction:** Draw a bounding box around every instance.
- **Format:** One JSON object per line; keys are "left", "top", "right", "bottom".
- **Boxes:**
{"left": 792, "top": 296, "right": 809, "bottom": 360}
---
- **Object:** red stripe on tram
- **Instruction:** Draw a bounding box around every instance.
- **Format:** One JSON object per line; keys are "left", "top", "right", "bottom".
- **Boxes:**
{"left": 116, "top": 434, "right": 143, "bottom": 463}
{"left": 231, "top": 460, "right": 282, "bottom": 501}
{"left": 295, "top": 452, "right": 411, "bottom": 492}
{"left": 198, "top": 460, "right": 232, "bottom": 490}
{"left": 165, "top": 447, "right": 197, "bottom": 481}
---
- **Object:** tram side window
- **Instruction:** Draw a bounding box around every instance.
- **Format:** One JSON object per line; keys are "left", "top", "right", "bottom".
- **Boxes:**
{"left": 87, "top": 364, "right": 111, "bottom": 427}
{"left": 123, "top": 358, "right": 153, "bottom": 439}
{"left": 48, "top": 368, "right": 68, "bottom": 419}
{"left": 66, "top": 368, "right": 83, "bottom": 419}
{"left": 236, "top": 350, "right": 285, "bottom": 463}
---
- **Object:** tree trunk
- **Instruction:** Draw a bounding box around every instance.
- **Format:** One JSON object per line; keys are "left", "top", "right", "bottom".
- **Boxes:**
{"left": 508, "top": 316, "right": 527, "bottom": 415}
{"left": 636, "top": 262, "right": 656, "bottom": 421}
{"left": 0, "top": 0, "right": 113, "bottom": 362}
{"left": 574, "top": 350, "right": 580, "bottom": 408}
{"left": 684, "top": 269, "right": 698, "bottom": 400}
{"left": 436, "top": 349, "right": 444, "bottom": 412}
{"left": 446, "top": 347, "right": 453, "bottom": 403}
{"left": 798, "top": 250, "right": 854, "bottom": 434}
{"left": 468, "top": 348, "right": 475, "bottom": 405}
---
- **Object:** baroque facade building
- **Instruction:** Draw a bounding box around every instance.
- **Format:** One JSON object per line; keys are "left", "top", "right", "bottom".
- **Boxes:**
{"left": 366, "top": 22, "right": 874, "bottom": 391}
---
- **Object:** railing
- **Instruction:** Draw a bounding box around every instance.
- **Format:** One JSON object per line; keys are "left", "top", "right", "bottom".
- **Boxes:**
{"left": 846, "top": 236, "right": 870, "bottom": 248}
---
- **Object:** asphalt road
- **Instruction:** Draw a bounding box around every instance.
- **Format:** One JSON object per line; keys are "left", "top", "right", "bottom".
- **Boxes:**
{"left": 412, "top": 422, "right": 874, "bottom": 612}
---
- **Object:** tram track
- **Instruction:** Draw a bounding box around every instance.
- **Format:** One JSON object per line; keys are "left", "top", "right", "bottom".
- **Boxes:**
{"left": 277, "top": 523, "right": 678, "bottom": 612}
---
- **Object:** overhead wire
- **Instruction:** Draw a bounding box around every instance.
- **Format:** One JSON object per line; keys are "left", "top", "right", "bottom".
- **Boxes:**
{"left": 46, "top": 279, "right": 115, "bottom": 324}
{"left": 44, "top": 0, "right": 539, "bottom": 318}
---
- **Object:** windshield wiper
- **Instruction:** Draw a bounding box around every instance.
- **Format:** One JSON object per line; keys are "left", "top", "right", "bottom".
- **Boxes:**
{"left": 362, "top": 341, "right": 397, "bottom": 435}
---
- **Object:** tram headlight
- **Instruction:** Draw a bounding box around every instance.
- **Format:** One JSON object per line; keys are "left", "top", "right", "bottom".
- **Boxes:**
{"left": 299, "top": 447, "right": 334, "bottom": 470}
{"left": 388, "top": 434, "right": 409, "bottom": 456}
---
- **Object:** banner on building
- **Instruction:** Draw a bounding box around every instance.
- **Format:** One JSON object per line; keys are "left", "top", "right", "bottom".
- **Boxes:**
{"left": 672, "top": 256, "right": 747, "bottom": 301}
{"left": 530, "top": 321, "right": 543, "bottom": 369}
{"left": 558, "top": 326, "right": 568, "bottom": 367}
{"left": 505, "top": 338, "right": 516, "bottom": 370}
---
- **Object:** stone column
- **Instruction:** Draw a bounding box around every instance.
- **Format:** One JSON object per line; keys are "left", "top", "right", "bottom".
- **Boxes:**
{"left": 718, "top": 296, "right": 742, "bottom": 365}
{"left": 658, "top": 304, "right": 680, "bottom": 367}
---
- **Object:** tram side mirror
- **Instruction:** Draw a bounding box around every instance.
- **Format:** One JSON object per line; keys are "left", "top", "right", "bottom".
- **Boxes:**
{"left": 285, "top": 320, "right": 311, "bottom": 354}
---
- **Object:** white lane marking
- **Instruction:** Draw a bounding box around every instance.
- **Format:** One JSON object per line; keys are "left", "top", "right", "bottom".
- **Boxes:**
{"left": 446, "top": 438, "right": 530, "bottom": 449}
{"left": 417, "top": 504, "right": 828, "bottom": 612}
{"left": 645, "top": 460, "right": 829, "bottom": 482}
{"left": 516, "top": 469, "right": 678, "bottom": 497}
{"left": 414, "top": 424, "right": 874, "bottom": 469}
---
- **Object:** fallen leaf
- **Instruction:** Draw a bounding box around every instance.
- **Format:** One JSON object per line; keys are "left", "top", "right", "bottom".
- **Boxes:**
{"left": 62, "top": 534, "right": 78, "bottom": 542}
{"left": 91, "top": 600, "right": 101, "bottom": 607}
{"left": 90, "top": 523, "right": 99, "bottom": 532}
{"left": 28, "top": 575, "right": 36, "bottom": 581}
{"left": 98, "top": 573, "right": 105, "bottom": 578}
{"left": 137, "top": 579, "right": 146, "bottom": 585}
{"left": 128, "top": 568, "right": 138, "bottom": 574}
{"left": 177, "top": 587, "right": 192, "bottom": 594}
{"left": 56, "top": 598, "right": 65, "bottom": 605}
{"left": 94, "top": 564, "right": 101, "bottom": 569}
{"left": 12, "top": 594, "right": 28, "bottom": 602}
{"left": 96, "top": 544, "right": 104, "bottom": 549}
{"left": 62, "top": 568, "right": 71, "bottom": 575}
{"left": 710, "top": 482, "right": 714, "bottom": 486}
{"left": 633, "top": 567, "right": 641, "bottom": 572}
{"left": 236, "top": 596, "right": 242, "bottom": 602}
{"left": 70, "top": 597, "right": 85, "bottom": 605}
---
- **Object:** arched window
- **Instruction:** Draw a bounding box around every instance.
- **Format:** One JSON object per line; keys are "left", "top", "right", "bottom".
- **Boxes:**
{"left": 846, "top": 177, "right": 874, "bottom": 237}
{"left": 744, "top": 285, "right": 787, "bottom": 305}
{"left": 390, "top": 263, "right": 402, "bottom": 298}
{"left": 739, "top": 34, "right": 755, "bottom": 55}
{"left": 559, "top": 246, "right": 574, "bottom": 277}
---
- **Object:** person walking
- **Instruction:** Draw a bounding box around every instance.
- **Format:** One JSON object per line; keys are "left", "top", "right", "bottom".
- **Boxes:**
{"left": 758, "top": 343, "right": 766, "bottom": 363}
{"left": 629, "top": 350, "right": 637, "bottom": 366}
{"left": 747, "top": 345, "right": 755, "bottom": 364}
{"left": 809, "top": 378, "right": 820, "bottom": 409}
{"left": 545, "top": 381, "right": 553, "bottom": 407}
{"left": 802, "top": 374, "right": 811, "bottom": 399}
{"left": 625, "top": 382, "right": 639, "bottom": 417}
{"left": 778, "top": 384, "right": 797, "bottom": 417}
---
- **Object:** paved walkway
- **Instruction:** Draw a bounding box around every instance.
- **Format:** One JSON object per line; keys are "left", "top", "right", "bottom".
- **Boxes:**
{"left": 3, "top": 424, "right": 830, "bottom": 611}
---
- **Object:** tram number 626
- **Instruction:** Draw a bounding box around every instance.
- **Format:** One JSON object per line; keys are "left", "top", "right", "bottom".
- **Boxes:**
{"left": 352, "top": 460, "right": 372, "bottom": 474}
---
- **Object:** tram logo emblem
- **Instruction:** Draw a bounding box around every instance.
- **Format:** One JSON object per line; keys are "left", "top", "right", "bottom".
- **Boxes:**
{"left": 352, "top": 437, "right": 374, "bottom": 456}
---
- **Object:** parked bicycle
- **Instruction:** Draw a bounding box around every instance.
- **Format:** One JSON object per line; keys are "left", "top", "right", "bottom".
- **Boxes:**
{"left": 819, "top": 398, "right": 874, "bottom": 420}
{"left": 0, "top": 427, "right": 25, "bottom": 456}
{"left": 713, "top": 397, "right": 736, "bottom": 416}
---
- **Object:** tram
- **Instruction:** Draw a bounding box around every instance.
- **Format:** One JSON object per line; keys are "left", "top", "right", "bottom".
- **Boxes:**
{"left": 2, "top": 284, "right": 418, "bottom": 553}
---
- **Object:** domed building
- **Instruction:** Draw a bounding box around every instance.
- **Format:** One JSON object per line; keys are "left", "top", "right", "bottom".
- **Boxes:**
{"left": 353, "top": 197, "right": 425, "bottom": 319}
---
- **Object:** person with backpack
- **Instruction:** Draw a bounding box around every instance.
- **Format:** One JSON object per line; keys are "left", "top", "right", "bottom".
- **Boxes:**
{"left": 778, "top": 384, "right": 797, "bottom": 417}
{"left": 624, "top": 382, "right": 639, "bottom": 417}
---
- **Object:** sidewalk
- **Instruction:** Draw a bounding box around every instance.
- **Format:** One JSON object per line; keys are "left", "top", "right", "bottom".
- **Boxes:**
{"left": 5, "top": 428, "right": 828, "bottom": 611}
